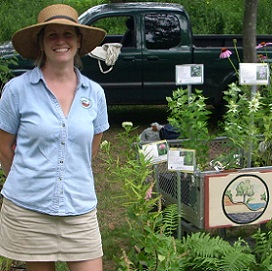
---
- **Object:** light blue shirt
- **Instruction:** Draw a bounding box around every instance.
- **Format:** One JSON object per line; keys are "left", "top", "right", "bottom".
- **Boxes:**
{"left": 0, "top": 67, "right": 109, "bottom": 216}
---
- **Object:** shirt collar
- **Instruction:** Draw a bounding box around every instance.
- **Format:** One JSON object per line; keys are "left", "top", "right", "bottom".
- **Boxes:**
{"left": 29, "top": 67, "right": 89, "bottom": 89}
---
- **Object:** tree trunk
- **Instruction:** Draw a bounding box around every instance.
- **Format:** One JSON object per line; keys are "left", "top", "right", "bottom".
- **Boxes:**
{"left": 243, "top": 0, "right": 258, "bottom": 63}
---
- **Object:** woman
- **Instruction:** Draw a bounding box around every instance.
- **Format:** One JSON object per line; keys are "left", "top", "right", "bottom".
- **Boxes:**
{"left": 0, "top": 4, "right": 109, "bottom": 271}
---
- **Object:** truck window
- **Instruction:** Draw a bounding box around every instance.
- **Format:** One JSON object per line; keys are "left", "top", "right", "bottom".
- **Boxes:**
{"left": 91, "top": 16, "right": 135, "bottom": 47}
{"left": 144, "top": 13, "right": 181, "bottom": 50}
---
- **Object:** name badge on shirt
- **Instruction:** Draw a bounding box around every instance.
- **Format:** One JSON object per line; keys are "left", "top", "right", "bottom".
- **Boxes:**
{"left": 80, "top": 97, "right": 92, "bottom": 109}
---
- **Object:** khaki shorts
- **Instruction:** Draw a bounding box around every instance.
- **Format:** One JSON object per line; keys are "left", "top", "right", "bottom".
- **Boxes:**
{"left": 0, "top": 198, "right": 103, "bottom": 262}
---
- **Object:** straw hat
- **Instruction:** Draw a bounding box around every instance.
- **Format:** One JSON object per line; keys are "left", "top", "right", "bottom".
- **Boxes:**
{"left": 12, "top": 4, "right": 106, "bottom": 60}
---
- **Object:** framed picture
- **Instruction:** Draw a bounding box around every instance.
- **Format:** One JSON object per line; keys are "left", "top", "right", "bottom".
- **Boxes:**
{"left": 204, "top": 169, "right": 272, "bottom": 229}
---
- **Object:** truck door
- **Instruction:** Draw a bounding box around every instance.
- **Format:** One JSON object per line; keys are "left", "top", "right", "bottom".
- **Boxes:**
{"left": 142, "top": 12, "right": 193, "bottom": 103}
{"left": 81, "top": 15, "right": 142, "bottom": 105}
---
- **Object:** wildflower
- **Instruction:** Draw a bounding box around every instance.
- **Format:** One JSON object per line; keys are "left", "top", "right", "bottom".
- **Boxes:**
{"left": 219, "top": 48, "right": 238, "bottom": 75}
{"left": 227, "top": 100, "right": 239, "bottom": 114}
{"left": 228, "top": 82, "right": 242, "bottom": 95}
{"left": 100, "top": 140, "right": 109, "bottom": 149}
{"left": 219, "top": 47, "right": 232, "bottom": 59}
{"left": 256, "top": 42, "right": 267, "bottom": 49}
{"left": 248, "top": 93, "right": 261, "bottom": 113}
{"left": 100, "top": 140, "right": 110, "bottom": 154}
{"left": 256, "top": 42, "right": 272, "bottom": 49}
{"left": 145, "top": 187, "right": 152, "bottom": 200}
{"left": 257, "top": 54, "right": 267, "bottom": 62}
{"left": 122, "top": 121, "right": 133, "bottom": 128}
{"left": 145, "top": 183, "right": 154, "bottom": 200}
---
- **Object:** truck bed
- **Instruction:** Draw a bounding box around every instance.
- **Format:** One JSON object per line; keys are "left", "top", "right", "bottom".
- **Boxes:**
{"left": 193, "top": 34, "right": 272, "bottom": 48}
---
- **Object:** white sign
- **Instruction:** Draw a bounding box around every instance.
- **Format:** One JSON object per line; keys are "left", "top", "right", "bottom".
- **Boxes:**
{"left": 239, "top": 63, "right": 269, "bottom": 85}
{"left": 176, "top": 64, "right": 204, "bottom": 85}
{"left": 168, "top": 148, "right": 196, "bottom": 172}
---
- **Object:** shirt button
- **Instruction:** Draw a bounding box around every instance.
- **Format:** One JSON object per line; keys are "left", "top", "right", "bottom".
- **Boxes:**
{"left": 62, "top": 123, "right": 65, "bottom": 127}
{"left": 59, "top": 178, "right": 62, "bottom": 181}
{"left": 61, "top": 141, "right": 65, "bottom": 145}
{"left": 60, "top": 160, "right": 64, "bottom": 164}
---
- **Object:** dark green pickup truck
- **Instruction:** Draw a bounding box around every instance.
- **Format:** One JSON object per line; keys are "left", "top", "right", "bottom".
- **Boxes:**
{"left": 1, "top": 2, "right": 272, "bottom": 107}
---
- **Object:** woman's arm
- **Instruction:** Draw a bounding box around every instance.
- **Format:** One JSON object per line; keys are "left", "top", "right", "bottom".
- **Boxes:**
{"left": 0, "top": 129, "right": 16, "bottom": 176}
{"left": 92, "top": 132, "right": 103, "bottom": 158}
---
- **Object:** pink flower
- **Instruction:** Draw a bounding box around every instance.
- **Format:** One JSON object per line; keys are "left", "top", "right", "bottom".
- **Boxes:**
{"left": 219, "top": 47, "right": 232, "bottom": 59}
{"left": 145, "top": 187, "right": 153, "bottom": 200}
{"left": 257, "top": 54, "right": 267, "bottom": 62}
{"left": 256, "top": 42, "right": 272, "bottom": 49}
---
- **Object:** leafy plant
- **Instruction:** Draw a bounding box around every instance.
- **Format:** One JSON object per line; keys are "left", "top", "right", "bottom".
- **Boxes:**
{"left": 100, "top": 123, "right": 186, "bottom": 270}
{"left": 0, "top": 257, "right": 13, "bottom": 271}
{"left": 250, "top": 229, "right": 272, "bottom": 269}
{"left": 0, "top": 55, "right": 17, "bottom": 94}
{"left": 101, "top": 123, "right": 272, "bottom": 271}
{"left": 220, "top": 80, "right": 272, "bottom": 168}
{"left": 182, "top": 232, "right": 256, "bottom": 270}
{"left": 166, "top": 88, "right": 212, "bottom": 170}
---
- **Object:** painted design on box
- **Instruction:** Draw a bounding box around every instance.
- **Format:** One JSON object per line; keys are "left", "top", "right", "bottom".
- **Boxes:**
{"left": 222, "top": 174, "right": 269, "bottom": 224}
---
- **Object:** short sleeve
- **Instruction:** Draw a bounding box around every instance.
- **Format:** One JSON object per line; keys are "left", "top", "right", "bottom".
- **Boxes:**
{"left": 0, "top": 83, "right": 20, "bottom": 134}
{"left": 93, "top": 89, "right": 109, "bottom": 135}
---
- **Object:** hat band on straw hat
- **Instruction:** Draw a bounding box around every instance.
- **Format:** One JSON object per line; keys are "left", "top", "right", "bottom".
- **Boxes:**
{"left": 45, "top": 15, "right": 77, "bottom": 23}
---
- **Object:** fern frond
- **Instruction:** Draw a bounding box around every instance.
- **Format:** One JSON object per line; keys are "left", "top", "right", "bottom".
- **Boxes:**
{"left": 220, "top": 250, "right": 256, "bottom": 271}
{"left": 252, "top": 229, "right": 272, "bottom": 266}
{"left": 161, "top": 204, "right": 179, "bottom": 236}
{"left": 183, "top": 232, "right": 234, "bottom": 258}
{"left": 233, "top": 237, "right": 251, "bottom": 253}
{"left": 181, "top": 232, "right": 255, "bottom": 271}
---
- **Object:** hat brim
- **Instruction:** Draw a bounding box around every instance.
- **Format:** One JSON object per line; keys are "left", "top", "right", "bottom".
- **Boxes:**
{"left": 12, "top": 20, "right": 106, "bottom": 60}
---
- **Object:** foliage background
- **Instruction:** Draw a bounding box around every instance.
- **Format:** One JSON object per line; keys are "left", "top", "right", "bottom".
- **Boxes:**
{"left": 1, "top": 0, "right": 272, "bottom": 43}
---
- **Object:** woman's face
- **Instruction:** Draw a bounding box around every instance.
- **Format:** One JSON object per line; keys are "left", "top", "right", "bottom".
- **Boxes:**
{"left": 42, "top": 24, "right": 81, "bottom": 66}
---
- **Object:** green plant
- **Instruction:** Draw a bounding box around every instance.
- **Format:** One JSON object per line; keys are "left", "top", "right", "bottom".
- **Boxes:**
{"left": 220, "top": 83, "right": 263, "bottom": 166}
{"left": 214, "top": 38, "right": 272, "bottom": 168}
{"left": 100, "top": 123, "right": 186, "bottom": 270}
{"left": 0, "top": 257, "right": 13, "bottom": 271}
{"left": 0, "top": 56, "right": 17, "bottom": 93}
{"left": 182, "top": 232, "right": 256, "bottom": 270}
{"left": 251, "top": 229, "right": 272, "bottom": 269}
{"left": 166, "top": 88, "right": 212, "bottom": 170}
{"left": 100, "top": 122, "right": 272, "bottom": 271}
{"left": 0, "top": 168, "right": 5, "bottom": 186}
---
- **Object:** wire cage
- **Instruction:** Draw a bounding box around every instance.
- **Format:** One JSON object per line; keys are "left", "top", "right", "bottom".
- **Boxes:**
{"left": 152, "top": 137, "right": 235, "bottom": 231}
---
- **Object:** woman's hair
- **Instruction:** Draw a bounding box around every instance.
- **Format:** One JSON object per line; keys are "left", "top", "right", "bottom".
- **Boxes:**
{"left": 35, "top": 27, "right": 83, "bottom": 69}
